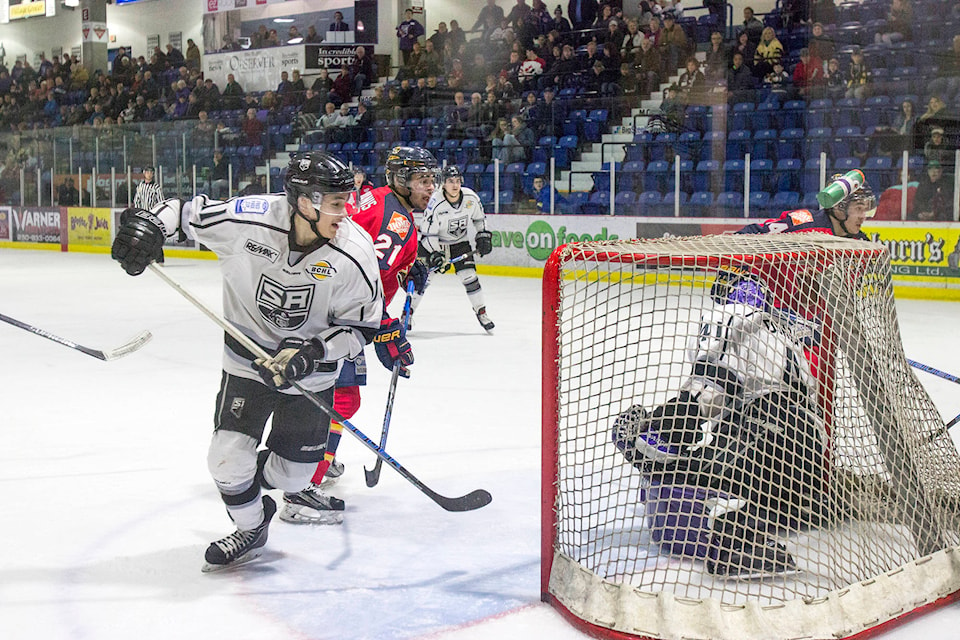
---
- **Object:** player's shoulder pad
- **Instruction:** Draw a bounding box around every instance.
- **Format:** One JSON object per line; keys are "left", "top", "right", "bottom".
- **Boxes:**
{"left": 460, "top": 186, "right": 482, "bottom": 204}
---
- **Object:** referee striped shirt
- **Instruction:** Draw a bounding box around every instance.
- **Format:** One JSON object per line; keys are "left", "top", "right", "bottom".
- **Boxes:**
{"left": 134, "top": 180, "right": 164, "bottom": 210}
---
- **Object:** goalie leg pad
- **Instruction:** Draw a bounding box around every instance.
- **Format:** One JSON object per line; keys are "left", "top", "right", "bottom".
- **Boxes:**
{"left": 645, "top": 483, "right": 724, "bottom": 558}
{"left": 705, "top": 497, "right": 798, "bottom": 579}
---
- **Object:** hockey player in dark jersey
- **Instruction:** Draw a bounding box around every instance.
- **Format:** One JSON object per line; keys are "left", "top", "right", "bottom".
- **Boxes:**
{"left": 280, "top": 146, "right": 438, "bottom": 525}
{"left": 611, "top": 270, "right": 826, "bottom": 579}
{"left": 737, "top": 172, "right": 876, "bottom": 239}
{"left": 111, "top": 151, "right": 382, "bottom": 571}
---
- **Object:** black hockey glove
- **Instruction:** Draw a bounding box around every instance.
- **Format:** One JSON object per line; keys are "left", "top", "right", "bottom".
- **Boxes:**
{"left": 373, "top": 317, "right": 414, "bottom": 377}
{"left": 111, "top": 208, "right": 166, "bottom": 276}
{"left": 405, "top": 258, "right": 429, "bottom": 295}
{"left": 252, "top": 337, "right": 327, "bottom": 389}
{"left": 475, "top": 230, "right": 493, "bottom": 257}
{"left": 427, "top": 251, "right": 448, "bottom": 273}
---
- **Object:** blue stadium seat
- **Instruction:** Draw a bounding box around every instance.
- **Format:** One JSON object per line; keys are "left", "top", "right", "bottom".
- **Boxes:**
{"left": 723, "top": 159, "right": 746, "bottom": 193}
{"left": 775, "top": 158, "right": 802, "bottom": 192}
{"left": 582, "top": 191, "right": 610, "bottom": 215}
{"left": 637, "top": 190, "right": 662, "bottom": 215}
{"left": 693, "top": 159, "right": 720, "bottom": 193}
{"left": 752, "top": 129, "right": 778, "bottom": 161}
{"left": 776, "top": 128, "right": 805, "bottom": 160}
{"left": 524, "top": 162, "right": 547, "bottom": 194}
{"left": 750, "top": 158, "right": 774, "bottom": 192}
{"left": 802, "top": 157, "right": 829, "bottom": 193}
{"left": 749, "top": 191, "right": 772, "bottom": 215}
{"left": 772, "top": 191, "right": 801, "bottom": 209}
{"left": 566, "top": 191, "right": 590, "bottom": 214}
{"left": 688, "top": 191, "right": 715, "bottom": 217}
{"left": 620, "top": 160, "right": 645, "bottom": 192}
{"left": 655, "top": 191, "right": 689, "bottom": 217}
{"left": 729, "top": 102, "right": 755, "bottom": 131}
{"left": 804, "top": 127, "right": 833, "bottom": 159}
{"left": 644, "top": 160, "right": 670, "bottom": 193}
{"left": 717, "top": 191, "right": 744, "bottom": 216}
{"left": 864, "top": 155, "right": 895, "bottom": 191}
{"left": 650, "top": 133, "right": 678, "bottom": 162}
{"left": 614, "top": 191, "right": 638, "bottom": 215}
{"left": 725, "top": 130, "right": 751, "bottom": 160}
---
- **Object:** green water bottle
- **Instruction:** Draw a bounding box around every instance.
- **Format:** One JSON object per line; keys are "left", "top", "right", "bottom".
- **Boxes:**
{"left": 817, "top": 169, "right": 865, "bottom": 209}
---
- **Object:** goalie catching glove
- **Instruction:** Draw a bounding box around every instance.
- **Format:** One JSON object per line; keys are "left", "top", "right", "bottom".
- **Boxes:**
{"left": 374, "top": 317, "right": 414, "bottom": 377}
{"left": 112, "top": 208, "right": 166, "bottom": 276}
{"left": 252, "top": 337, "right": 328, "bottom": 389}
{"left": 475, "top": 230, "right": 493, "bottom": 257}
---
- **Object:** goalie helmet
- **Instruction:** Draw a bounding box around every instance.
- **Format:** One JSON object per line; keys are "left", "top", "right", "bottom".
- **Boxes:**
{"left": 284, "top": 151, "right": 355, "bottom": 209}
{"left": 385, "top": 146, "right": 439, "bottom": 192}
{"left": 709, "top": 267, "right": 767, "bottom": 308}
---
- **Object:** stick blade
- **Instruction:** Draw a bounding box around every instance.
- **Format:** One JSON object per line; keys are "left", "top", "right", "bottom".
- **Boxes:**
{"left": 432, "top": 488, "right": 493, "bottom": 512}
{"left": 102, "top": 330, "right": 153, "bottom": 360}
{"left": 364, "top": 460, "right": 384, "bottom": 487}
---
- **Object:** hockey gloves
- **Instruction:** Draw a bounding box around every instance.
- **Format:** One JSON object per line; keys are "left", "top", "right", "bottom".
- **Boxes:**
{"left": 406, "top": 258, "right": 430, "bottom": 295}
{"left": 427, "top": 251, "right": 449, "bottom": 273}
{"left": 253, "top": 337, "right": 327, "bottom": 389}
{"left": 373, "top": 317, "right": 414, "bottom": 377}
{"left": 112, "top": 208, "right": 166, "bottom": 276}
{"left": 475, "top": 230, "right": 493, "bottom": 257}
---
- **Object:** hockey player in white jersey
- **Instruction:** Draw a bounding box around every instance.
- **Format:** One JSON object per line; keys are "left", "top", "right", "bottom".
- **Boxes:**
{"left": 411, "top": 165, "right": 495, "bottom": 331}
{"left": 611, "top": 269, "right": 826, "bottom": 579}
{"left": 111, "top": 151, "right": 382, "bottom": 572}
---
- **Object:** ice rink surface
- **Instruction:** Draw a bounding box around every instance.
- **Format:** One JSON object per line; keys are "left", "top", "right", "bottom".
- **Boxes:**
{"left": 1, "top": 248, "right": 960, "bottom": 640}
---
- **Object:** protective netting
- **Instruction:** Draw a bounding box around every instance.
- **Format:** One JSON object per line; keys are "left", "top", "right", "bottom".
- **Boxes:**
{"left": 543, "top": 234, "right": 960, "bottom": 640}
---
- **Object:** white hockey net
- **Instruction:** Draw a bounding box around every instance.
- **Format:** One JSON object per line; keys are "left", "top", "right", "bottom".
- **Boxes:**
{"left": 541, "top": 234, "right": 960, "bottom": 640}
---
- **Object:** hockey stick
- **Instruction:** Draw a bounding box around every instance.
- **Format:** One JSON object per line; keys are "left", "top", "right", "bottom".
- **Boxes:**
{"left": 907, "top": 359, "right": 960, "bottom": 435}
{"left": 0, "top": 312, "right": 152, "bottom": 361}
{"left": 364, "top": 279, "right": 415, "bottom": 488}
{"left": 146, "top": 263, "right": 492, "bottom": 512}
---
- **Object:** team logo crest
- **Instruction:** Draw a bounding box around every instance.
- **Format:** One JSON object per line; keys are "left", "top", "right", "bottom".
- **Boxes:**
{"left": 256, "top": 275, "right": 314, "bottom": 329}
{"left": 299, "top": 158, "right": 311, "bottom": 171}
{"left": 306, "top": 260, "right": 337, "bottom": 281}
{"left": 230, "top": 397, "right": 245, "bottom": 418}
{"left": 788, "top": 209, "right": 814, "bottom": 225}
{"left": 386, "top": 211, "right": 410, "bottom": 239}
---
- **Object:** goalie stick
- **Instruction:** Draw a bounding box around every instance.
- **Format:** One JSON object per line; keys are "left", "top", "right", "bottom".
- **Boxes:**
{"left": 0, "top": 312, "right": 152, "bottom": 361}
{"left": 146, "top": 263, "right": 492, "bottom": 513}
{"left": 365, "top": 279, "right": 415, "bottom": 488}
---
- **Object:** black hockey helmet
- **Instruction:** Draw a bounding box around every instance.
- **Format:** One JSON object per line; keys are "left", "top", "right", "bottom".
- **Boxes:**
{"left": 284, "top": 151, "right": 355, "bottom": 209}
{"left": 441, "top": 164, "right": 463, "bottom": 182}
{"left": 828, "top": 172, "right": 877, "bottom": 217}
{"left": 385, "top": 146, "right": 439, "bottom": 191}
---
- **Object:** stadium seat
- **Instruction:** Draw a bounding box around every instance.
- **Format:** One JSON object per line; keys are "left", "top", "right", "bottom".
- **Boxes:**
{"left": 772, "top": 191, "right": 801, "bottom": 209}
{"left": 637, "top": 190, "right": 662, "bottom": 215}
{"left": 688, "top": 191, "right": 715, "bottom": 217}
{"left": 775, "top": 158, "right": 803, "bottom": 193}
{"left": 614, "top": 191, "right": 638, "bottom": 215}
{"left": 644, "top": 160, "right": 670, "bottom": 193}
{"left": 717, "top": 191, "right": 744, "bottom": 216}
{"left": 655, "top": 191, "right": 689, "bottom": 217}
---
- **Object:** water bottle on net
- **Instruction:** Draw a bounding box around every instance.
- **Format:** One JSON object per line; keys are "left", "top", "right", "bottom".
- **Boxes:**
{"left": 816, "top": 169, "right": 865, "bottom": 209}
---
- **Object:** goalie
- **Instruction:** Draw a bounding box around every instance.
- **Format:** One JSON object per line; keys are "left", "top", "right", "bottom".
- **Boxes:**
{"left": 611, "top": 269, "right": 827, "bottom": 579}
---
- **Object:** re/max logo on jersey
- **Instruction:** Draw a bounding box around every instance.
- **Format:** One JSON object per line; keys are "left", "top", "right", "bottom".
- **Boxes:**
{"left": 386, "top": 211, "right": 410, "bottom": 239}
{"left": 256, "top": 276, "right": 314, "bottom": 330}
{"left": 306, "top": 260, "right": 336, "bottom": 281}
{"left": 244, "top": 239, "right": 279, "bottom": 263}
{"left": 234, "top": 198, "right": 269, "bottom": 215}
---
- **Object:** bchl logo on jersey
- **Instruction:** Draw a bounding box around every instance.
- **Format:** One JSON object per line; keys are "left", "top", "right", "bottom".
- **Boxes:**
{"left": 244, "top": 239, "right": 280, "bottom": 263}
{"left": 234, "top": 198, "right": 269, "bottom": 215}
{"left": 386, "top": 211, "right": 410, "bottom": 239}
{"left": 256, "top": 275, "right": 314, "bottom": 330}
{"left": 306, "top": 260, "right": 337, "bottom": 281}
{"left": 299, "top": 158, "right": 312, "bottom": 172}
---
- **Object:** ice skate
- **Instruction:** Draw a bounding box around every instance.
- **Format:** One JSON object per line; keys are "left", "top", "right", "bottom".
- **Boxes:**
{"left": 475, "top": 306, "right": 494, "bottom": 332}
{"left": 280, "top": 483, "right": 345, "bottom": 525}
{"left": 705, "top": 500, "right": 798, "bottom": 580}
{"left": 202, "top": 495, "right": 276, "bottom": 573}
{"left": 319, "top": 458, "right": 345, "bottom": 486}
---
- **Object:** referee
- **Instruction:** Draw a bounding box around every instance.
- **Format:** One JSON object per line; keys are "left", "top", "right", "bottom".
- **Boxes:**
{"left": 133, "top": 165, "right": 164, "bottom": 210}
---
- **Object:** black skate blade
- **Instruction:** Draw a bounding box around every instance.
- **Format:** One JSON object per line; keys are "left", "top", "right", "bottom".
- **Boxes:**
{"left": 201, "top": 548, "right": 265, "bottom": 573}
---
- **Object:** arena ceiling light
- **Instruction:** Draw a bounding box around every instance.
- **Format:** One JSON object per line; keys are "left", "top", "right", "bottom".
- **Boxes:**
{"left": 273, "top": 18, "right": 293, "bottom": 23}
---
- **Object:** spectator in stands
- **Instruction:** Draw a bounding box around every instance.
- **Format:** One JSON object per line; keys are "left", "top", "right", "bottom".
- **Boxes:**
{"left": 655, "top": 84, "right": 684, "bottom": 131}
{"left": 264, "top": 29, "right": 281, "bottom": 47}
{"left": 637, "top": 35, "right": 662, "bottom": 96}
{"left": 592, "top": 3, "right": 615, "bottom": 32}
{"left": 305, "top": 25, "right": 321, "bottom": 43}
{"left": 206, "top": 149, "right": 230, "bottom": 199}
{"left": 620, "top": 19, "right": 644, "bottom": 64}
{"left": 448, "top": 20, "right": 467, "bottom": 52}
{"left": 875, "top": 0, "right": 912, "bottom": 45}
{"left": 583, "top": 60, "right": 609, "bottom": 94}
{"left": 531, "top": 175, "right": 567, "bottom": 213}
{"left": 397, "top": 41, "right": 422, "bottom": 80}
{"left": 330, "top": 64, "right": 354, "bottom": 105}
{"left": 924, "top": 127, "right": 954, "bottom": 169}
{"left": 730, "top": 30, "right": 756, "bottom": 71}
{"left": 792, "top": 47, "right": 824, "bottom": 98}
{"left": 465, "top": 92, "right": 491, "bottom": 139}
{"left": 447, "top": 58, "right": 466, "bottom": 90}
{"left": 741, "top": 7, "right": 764, "bottom": 44}
{"left": 545, "top": 43, "right": 579, "bottom": 88}
{"left": 316, "top": 101, "right": 340, "bottom": 140}
{"left": 676, "top": 57, "right": 706, "bottom": 104}
{"left": 417, "top": 40, "right": 442, "bottom": 78}
{"left": 222, "top": 34, "right": 241, "bottom": 51}
{"left": 552, "top": 6, "right": 573, "bottom": 37}
{"left": 568, "top": 0, "right": 599, "bottom": 33}
{"left": 859, "top": 98, "right": 915, "bottom": 159}
{"left": 311, "top": 68, "right": 333, "bottom": 103}
{"left": 912, "top": 161, "right": 954, "bottom": 220}
{"left": 241, "top": 107, "right": 264, "bottom": 146}
{"left": 519, "top": 46, "right": 547, "bottom": 90}
{"left": 329, "top": 11, "right": 350, "bottom": 31}
{"left": 808, "top": 22, "right": 834, "bottom": 64}
{"left": 442, "top": 91, "right": 471, "bottom": 139}
{"left": 276, "top": 71, "right": 294, "bottom": 106}
{"left": 823, "top": 57, "right": 846, "bottom": 100}
{"left": 844, "top": 46, "right": 868, "bottom": 100}
{"left": 727, "top": 51, "right": 757, "bottom": 104}
{"left": 494, "top": 114, "right": 535, "bottom": 162}
{"left": 659, "top": 13, "right": 689, "bottom": 73}
{"left": 764, "top": 60, "right": 792, "bottom": 100}
{"left": 287, "top": 26, "right": 302, "bottom": 44}
{"left": 616, "top": 62, "right": 640, "bottom": 97}
{"left": 753, "top": 26, "right": 783, "bottom": 79}
{"left": 57, "top": 177, "right": 80, "bottom": 205}
{"left": 429, "top": 22, "right": 449, "bottom": 59}
{"left": 185, "top": 39, "right": 201, "bottom": 71}
{"left": 637, "top": 0, "right": 662, "bottom": 28}
{"left": 506, "top": 0, "right": 533, "bottom": 34}
{"left": 474, "top": 0, "right": 507, "bottom": 35}
{"left": 165, "top": 43, "right": 185, "bottom": 68}
{"left": 703, "top": 31, "right": 729, "bottom": 86}
{"left": 397, "top": 8, "right": 425, "bottom": 65}
{"left": 350, "top": 46, "right": 374, "bottom": 95}
{"left": 350, "top": 100, "right": 374, "bottom": 142}
{"left": 288, "top": 70, "right": 306, "bottom": 106}
{"left": 927, "top": 35, "right": 960, "bottom": 106}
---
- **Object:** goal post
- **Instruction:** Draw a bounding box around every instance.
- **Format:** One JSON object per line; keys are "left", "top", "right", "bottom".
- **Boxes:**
{"left": 542, "top": 234, "right": 960, "bottom": 640}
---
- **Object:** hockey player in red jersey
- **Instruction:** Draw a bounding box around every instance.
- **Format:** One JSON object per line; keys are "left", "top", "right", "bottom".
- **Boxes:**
{"left": 280, "top": 146, "right": 438, "bottom": 525}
